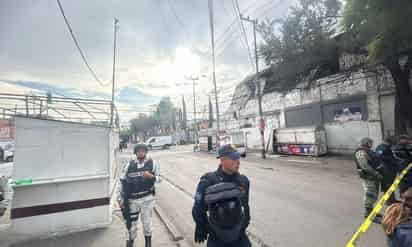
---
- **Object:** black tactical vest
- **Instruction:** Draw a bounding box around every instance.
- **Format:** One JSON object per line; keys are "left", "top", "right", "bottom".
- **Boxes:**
{"left": 125, "top": 159, "right": 155, "bottom": 195}
{"left": 204, "top": 170, "right": 249, "bottom": 220}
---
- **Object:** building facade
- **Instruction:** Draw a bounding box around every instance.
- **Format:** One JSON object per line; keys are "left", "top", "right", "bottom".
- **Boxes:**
{"left": 222, "top": 57, "right": 396, "bottom": 154}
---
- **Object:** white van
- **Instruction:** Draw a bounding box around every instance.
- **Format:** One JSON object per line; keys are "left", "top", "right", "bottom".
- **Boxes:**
{"left": 145, "top": 136, "right": 174, "bottom": 150}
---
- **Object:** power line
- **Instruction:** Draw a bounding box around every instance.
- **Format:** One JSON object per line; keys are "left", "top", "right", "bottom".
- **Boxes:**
{"left": 155, "top": 0, "right": 175, "bottom": 38}
{"left": 215, "top": 0, "right": 284, "bottom": 59}
{"left": 56, "top": 0, "right": 110, "bottom": 87}
{"left": 257, "top": 0, "right": 285, "bottom": 20}
{"left": 215, "top": 0, "right": 273, "bottom": 48}
{"left": 232, "top": 0, "right": 254, "bottom": 68}
{"left": 215, "top": 0, "right": 260, "bottom": 45}
{"left": 167, "top": 0, "right": 189, "bottom": 38}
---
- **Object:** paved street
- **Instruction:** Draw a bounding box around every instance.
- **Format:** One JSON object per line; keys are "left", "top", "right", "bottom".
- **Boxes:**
{"left": 0, "top": 146, "right": 389, "bottom": 247}
{"left": 144, "top": 145, "right": 387, "bottom": 247}
{"left": 0, "top": 150, "right": 179, "bottom": 247}
{"left": 8, "top": 212, "right": 175, "bottom": 247}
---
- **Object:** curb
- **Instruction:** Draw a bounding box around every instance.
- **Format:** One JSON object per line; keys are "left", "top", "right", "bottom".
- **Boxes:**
{"left": 154, "top": 205, "right": 184, "bottom": 242}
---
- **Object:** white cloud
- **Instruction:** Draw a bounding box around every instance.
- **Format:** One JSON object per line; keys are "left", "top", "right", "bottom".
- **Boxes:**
{"left": 0, "top": 0, "right": 293, "bottom": 121}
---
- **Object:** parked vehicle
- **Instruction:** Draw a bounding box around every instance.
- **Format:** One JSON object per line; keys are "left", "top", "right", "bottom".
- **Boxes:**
{"left": 220, "top": 132, "right": 247, "bottom": 157}
{"left": 0, "top": 141, "right": 14, "bottom": 162}
{"left": 145, "top": 135, "right": 174, "bottom": 150}
{"left": 3, "top": 148, "right": 13, "bottom": 162}
{"left": 273, "top": 126, "right": 327, "bottom": 156}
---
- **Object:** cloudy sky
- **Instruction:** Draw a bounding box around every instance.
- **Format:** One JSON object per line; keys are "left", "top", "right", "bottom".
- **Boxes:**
{"left": 0, "top": 0, "right": 292, "bottom": 124}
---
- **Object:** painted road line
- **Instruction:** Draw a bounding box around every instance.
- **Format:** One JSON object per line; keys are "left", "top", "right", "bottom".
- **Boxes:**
{"left": 160, "top": 174, "right": 271, "bottom": 247}
{"left": 286, "top": 159, "right": 322, "bottom": 164}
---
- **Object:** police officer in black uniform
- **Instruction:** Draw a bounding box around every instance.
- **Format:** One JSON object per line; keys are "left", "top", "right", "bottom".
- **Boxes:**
{"left": 376, "top": 136, "right": 397, "bottom": 205}
{"left": 392, "top": 135, "right": 412, "bottom": 194}
{"left": 192, "top": 144, "right": 251, "bottom": 247}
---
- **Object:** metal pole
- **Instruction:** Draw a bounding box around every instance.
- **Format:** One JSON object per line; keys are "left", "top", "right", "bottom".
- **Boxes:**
{"left": 25, "top": 95, "right": 29, "bottom": 117}
{"left": 39, "top": 100, "right": 43, "bottom": 118}
{"left": 241, "top": 15, "right": 266, "bottom": 158}
{"left": 208, "top": 0, "right": 221, "bottom": 149}
{"left": 110, "top": 18, "right": 118, "bottom": 127}
{"left": 192, "top": 79, "right": 197, "bottom": 145}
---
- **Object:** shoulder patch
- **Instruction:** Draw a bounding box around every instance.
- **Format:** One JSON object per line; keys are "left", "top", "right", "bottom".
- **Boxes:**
{"left": 239, "top": 185, "right": 246, "bottom": 193}
{"left": 357, "top": 150, "right": 367, "bottom": 159}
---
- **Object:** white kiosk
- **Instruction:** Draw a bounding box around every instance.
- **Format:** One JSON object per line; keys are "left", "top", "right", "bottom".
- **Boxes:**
{"left": 0, "top": 117, "right": 118, "bottom": 244}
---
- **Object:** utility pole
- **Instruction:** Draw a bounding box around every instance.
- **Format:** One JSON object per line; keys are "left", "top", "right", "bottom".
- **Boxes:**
{"left": 208, "top": 0, "right": 221, "bottom": 149}
{"left": 240, "top": 15, "right": 266, "bottom": 159}
{"left": 185, "top": 76, "right": 199, "bottom": 145}
{"left": 110, "top": 18, "right": 119, "bottom": 127}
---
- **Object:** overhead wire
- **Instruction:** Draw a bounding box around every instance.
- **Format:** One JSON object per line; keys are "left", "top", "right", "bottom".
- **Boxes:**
{"left": 216, "top": 0, "right": 273, "bottom": 59}
{"left": 258, "top": 0, "right": 285, "bottom": 20}
{"left": 232, "top": 0, "right": 254, "bottom": 69}
{"left": 215, "top": 0, "right": 260, "bottom": 45}
{"left": 167, "top": 0, "right": 190, "bottom": 39}
{"left": 154, "top": 0, "right": 176, "bottom": 39}
{"left": 215, "top": 0, "right": 282, "bottom": 60}
{"left": 56, "top": 0, "right": 111, "bottom": 87}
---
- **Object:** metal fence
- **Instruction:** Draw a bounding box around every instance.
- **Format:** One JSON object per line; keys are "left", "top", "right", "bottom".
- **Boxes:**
{"left": 0, "top": 93, "right": 117, "bottom": 127}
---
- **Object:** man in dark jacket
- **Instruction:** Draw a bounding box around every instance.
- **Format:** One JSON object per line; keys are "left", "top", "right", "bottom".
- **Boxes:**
{"left": 192, "top": 144, "right": 251, "bottom": 247}
{"left": 376, "top": 136, "right": 397, "bottom": 205}
{"left": 392, "top": 135, "right": 412, "bottom": 194}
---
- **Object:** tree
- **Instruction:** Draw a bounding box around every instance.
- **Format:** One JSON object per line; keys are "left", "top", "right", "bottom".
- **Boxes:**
{"left": 343, "top": 1, "right": 412, "bottom": 134}
{"left": 119, "top": 128, "right": 132, "bottom": 141}
{"left": 257, "top": 0, "right": 341, "bottom": 91}
{"left": 182, "top": 96, "right": 187, "bottom": 129}
{"left": 258, "top": 0, "right": 341, "bottom": 65}
{"left": 130, "top": 113, "right": 158, "bottom": 141}
{"left": 153, "top": 96, "right": 176, "bottom": 133}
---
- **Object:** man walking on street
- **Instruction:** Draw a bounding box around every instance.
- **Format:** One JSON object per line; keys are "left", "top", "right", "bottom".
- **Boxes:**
{"left": 376, "top": 136, "right": 398, "bottom": 205}
{"left": 192, "top": 144, "right": 251, "bottom": 247}
{"left": 117, "top": 143, "right": 160, "bottom": 247}
{"left": 354, "top": 137, "right": 383, "bottom": 223}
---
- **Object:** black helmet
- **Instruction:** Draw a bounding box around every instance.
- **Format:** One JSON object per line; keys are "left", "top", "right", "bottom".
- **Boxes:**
{"left": 204, "top": 182, "right": 244, "bottom": 243}
{"left": 134, "top": 143, "right": 148, "bottom": 154}
{"left": 359, "top": 137, "right": 373, "bottom": 148}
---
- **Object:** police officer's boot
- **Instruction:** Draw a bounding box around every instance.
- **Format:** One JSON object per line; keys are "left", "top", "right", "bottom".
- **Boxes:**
{"left": 126, "top": 239, "right": 134, "bottom": 247}
{"left": 145, "top": 236, "right": 152, "bottom": 247}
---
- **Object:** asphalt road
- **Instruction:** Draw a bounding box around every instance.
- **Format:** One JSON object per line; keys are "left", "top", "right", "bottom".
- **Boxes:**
{"left": 141, "top": 145, "right": 388, "bottom": 247}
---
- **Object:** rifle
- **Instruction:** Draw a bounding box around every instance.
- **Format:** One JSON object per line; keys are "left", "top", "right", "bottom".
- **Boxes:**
{"left": 120, "top": 178, "right": 132, "bottom": 231}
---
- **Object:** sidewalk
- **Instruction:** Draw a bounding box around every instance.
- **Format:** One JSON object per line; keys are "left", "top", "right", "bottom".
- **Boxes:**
{"left": 7, "top": 210, "right": 177, "bottom": 247}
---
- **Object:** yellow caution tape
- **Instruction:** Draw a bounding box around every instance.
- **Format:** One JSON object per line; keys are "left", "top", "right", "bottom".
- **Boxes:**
{"left": 345, "top": 162, "right": 412, "bottom": 247}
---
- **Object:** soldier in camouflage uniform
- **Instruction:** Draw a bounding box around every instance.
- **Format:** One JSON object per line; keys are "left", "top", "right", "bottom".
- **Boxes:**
{"left": 354, "top": 137, "right": 384, "bottom": 223}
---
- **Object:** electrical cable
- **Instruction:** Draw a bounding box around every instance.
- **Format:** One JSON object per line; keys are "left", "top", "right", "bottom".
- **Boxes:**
{"left": 56, "top": 0, "right": 111, "bottom": 87}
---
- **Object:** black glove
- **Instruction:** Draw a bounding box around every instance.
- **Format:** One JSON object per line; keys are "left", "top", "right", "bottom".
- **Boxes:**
{"left": 194, "top": 224, "right": 208, "bottom": 243}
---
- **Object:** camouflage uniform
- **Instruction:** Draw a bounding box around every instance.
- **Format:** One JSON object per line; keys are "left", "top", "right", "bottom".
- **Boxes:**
{"left": 354, "top": 148, "right": 383, "bottom": 217}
